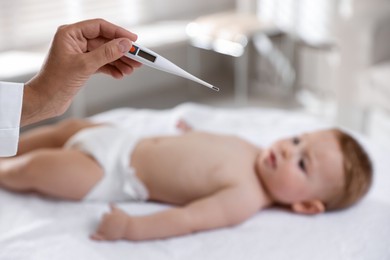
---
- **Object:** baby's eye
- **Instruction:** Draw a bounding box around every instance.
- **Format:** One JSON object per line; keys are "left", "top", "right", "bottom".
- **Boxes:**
{"left": 298, "top": 159, "right": 306, "bottom": 172}
{"left": 292, "top": 137, "right": 300, "bottom": 145}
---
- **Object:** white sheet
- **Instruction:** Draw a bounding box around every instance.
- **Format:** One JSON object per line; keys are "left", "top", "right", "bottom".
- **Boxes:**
{"left": 1, "top": 103, "right": 389, "bottom": 260}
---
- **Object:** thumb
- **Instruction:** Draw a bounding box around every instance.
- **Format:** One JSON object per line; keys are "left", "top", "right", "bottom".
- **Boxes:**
{"left": 110, "top": 203, "right": 118, "bottom": 212}
{"left": 90, "top": 233, "right": 105, "bottom": 241}
{"left": 87, "top": 38, "right": 131, "bottom": 71}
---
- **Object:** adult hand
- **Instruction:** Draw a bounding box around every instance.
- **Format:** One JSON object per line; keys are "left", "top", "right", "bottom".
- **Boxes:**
{"left": 22, "top": 18, "right": 141, "bottom": 126}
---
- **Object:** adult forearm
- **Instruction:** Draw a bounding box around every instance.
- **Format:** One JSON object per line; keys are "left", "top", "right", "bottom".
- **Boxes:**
{"left": 21, "top": 79, "right": 53, "bottom": 126}
{"left": 21, "top": 82, "right": 45, "bottom": 126}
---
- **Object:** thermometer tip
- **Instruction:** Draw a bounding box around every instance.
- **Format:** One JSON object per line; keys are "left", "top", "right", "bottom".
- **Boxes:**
{"left": 211, "top": 86, "right": 220, "bottom": 92}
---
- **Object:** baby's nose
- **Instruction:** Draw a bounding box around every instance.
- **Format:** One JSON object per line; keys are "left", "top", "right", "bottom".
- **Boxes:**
{"left": 281, "top": 142, "right": 295, "bottom": 159}
{"left": 281, "top": 144, "right": 290, "bottom": 159}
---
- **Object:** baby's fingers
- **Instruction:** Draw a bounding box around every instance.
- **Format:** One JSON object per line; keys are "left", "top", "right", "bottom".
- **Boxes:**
{"left": 109, "top": 203, "right": 118, "bottom": 211}
{"left": 90, "top": 232, "right": 105, "bottom": 241}
{"left": 109, "top": 203, "right": 126, "bottom": 215}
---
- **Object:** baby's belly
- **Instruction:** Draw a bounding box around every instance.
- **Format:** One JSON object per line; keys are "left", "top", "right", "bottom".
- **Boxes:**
{"left": 130, "top": 134, "right": 246, "bottom": 204}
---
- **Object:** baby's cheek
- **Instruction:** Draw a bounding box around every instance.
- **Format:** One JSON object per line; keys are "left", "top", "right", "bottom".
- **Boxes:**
{"left": 275, "top": 171, "right": 306, "bottom": 199}
{"left": 269, "top": 178, "right": 295, "bottom": 200}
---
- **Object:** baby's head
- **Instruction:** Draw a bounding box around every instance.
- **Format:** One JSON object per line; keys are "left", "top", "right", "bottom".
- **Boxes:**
{"left": 256, "top": 128, "right": 372, "bottom": 214}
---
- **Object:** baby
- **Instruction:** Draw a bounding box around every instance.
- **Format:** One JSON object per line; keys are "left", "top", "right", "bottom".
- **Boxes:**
{"left": 0, "top": 118, "right": 372, "bottom": 241}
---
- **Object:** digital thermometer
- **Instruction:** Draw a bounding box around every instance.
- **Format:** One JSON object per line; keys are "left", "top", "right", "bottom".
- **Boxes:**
{"left": 125, "top": 43, "right": 219, "bottom": 92}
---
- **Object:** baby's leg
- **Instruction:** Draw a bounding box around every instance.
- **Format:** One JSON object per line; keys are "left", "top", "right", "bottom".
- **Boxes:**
{"left": 17, "top": 118, "right": 101, "bottom": 155}
{"left": 0, "top": 148, "right": 103, "bottom": 200}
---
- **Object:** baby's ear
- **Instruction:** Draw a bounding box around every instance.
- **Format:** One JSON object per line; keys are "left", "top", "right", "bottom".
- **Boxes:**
{"left": 291, "top": 200, "right": 325, "bottom": 215}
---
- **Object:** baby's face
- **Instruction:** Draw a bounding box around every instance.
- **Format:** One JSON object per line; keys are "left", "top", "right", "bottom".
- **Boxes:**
{"left": 256, "top": 130, "right": 344, "bottom": 205}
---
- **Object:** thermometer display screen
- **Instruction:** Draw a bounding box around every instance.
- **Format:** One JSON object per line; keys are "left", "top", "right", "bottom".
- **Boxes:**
{"left": 137, "top": 49, "right": 156, "bottom": 62}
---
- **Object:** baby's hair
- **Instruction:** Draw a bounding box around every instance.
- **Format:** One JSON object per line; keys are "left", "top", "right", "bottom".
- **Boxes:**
{"left": 326, "top": 129, "right": 373, "bottom": 211}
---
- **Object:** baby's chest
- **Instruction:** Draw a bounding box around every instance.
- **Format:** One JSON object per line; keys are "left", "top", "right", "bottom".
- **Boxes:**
{"left": 198, "top": 157, "right": 257, "bottom": 188}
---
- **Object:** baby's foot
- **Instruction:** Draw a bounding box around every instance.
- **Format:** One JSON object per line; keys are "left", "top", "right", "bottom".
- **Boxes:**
{"left": 176, "top": 119, "right": 193, "bottom": 132}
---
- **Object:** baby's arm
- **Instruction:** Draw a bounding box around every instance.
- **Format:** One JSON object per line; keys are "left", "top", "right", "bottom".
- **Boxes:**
{"left": 91, "top": 186, "right": 262, "bottom": 241}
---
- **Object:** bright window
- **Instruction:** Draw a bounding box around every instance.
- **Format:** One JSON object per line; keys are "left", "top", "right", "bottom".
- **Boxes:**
{"left": 257, "top": 0, "right": 338, "bottom": 45}
{"left": 0, "top": 0, "right": 234, "bottom": 51}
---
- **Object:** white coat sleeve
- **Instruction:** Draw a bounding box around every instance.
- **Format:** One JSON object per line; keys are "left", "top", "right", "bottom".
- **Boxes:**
{"left": 0, "top": 81, "right": 23, "bottom": 157}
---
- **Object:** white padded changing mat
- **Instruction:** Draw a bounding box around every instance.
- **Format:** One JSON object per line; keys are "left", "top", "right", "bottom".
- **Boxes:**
{"left": 0, "top": 103, "right": 389, "bottom": 260}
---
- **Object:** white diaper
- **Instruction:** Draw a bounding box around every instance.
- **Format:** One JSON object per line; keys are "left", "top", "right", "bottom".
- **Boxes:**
{"left": 64, "top": 126, "right": 149, "bottom": 202}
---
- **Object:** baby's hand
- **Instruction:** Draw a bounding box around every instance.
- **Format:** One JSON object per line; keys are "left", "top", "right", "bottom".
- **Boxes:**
{"left": 91, "top": 204, "right": 129, "bottom": 241}
{"left": 176, "top": 118, "right": 193, "bottom": 132}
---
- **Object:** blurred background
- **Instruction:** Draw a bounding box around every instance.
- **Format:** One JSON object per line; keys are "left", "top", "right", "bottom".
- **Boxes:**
{"left": 1, "top": 0, "right": 389, "bottom": 147}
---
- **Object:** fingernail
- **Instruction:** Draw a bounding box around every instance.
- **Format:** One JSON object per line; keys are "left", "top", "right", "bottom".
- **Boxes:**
{"left": 118, "top": 40, "right": 130, "bottom": 53}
